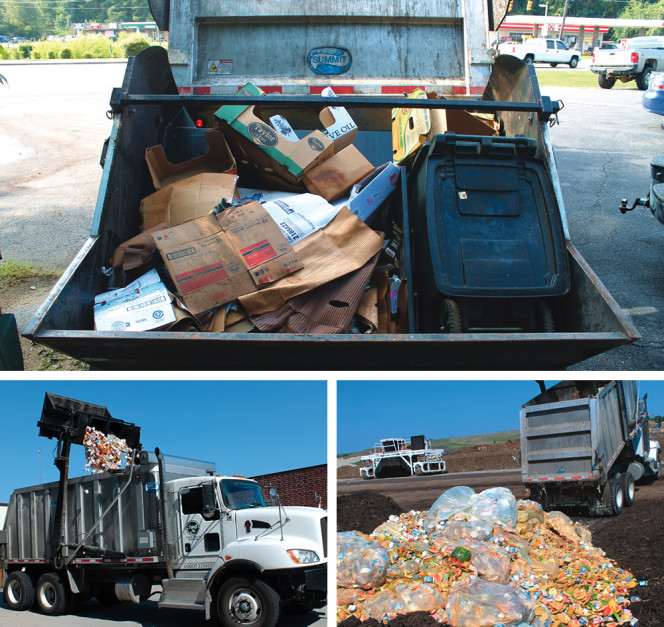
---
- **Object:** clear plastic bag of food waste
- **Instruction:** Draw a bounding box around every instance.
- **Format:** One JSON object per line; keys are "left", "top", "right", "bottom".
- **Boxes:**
{"left": 424, "top": 486, "right": 477, "bottom": 530}
{"left": 545, "top": 510, "right": 589, "bottom": 545}
{"left": 516, "top": 500, "right": 545, "bottom": 534}
{"left": 467, "top": 487, "right": 518, "bottom": 528}
{"left": 442, "top": 520, "right": 495, "bottom": 542}
{"left": 363, "top": 582, "right": 446, "bottom": 621}
{"left": 337, "top": 531, "right": 389, "bottom": 589}
{"left": 471, "top": 544, "right": 512, "bottom": 584}
{"left": 445, "top": 577, "right": 536, "bottom": 627}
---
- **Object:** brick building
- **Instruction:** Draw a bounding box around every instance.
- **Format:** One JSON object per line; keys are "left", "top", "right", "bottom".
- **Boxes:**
{"left": 252, "top": 464, "right": 327, "bottom": 510}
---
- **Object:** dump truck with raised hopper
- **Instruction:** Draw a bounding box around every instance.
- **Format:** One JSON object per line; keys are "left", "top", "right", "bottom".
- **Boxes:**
{"left": 520, "top": 381, "right": 661, "bottom": 516}
{"left": 0, "top": 393, "right": 327, "bottom": 626}
{"left": 360, "top": 436, "right": 446, "bottom": 479}
{"left": 22, "top": 1, "right": 639, "bottom": 370}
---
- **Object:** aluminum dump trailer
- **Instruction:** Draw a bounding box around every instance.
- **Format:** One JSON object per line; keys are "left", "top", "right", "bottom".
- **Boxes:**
{"left": 520, "top": 381, "right": 660, "bottom": 515}
{"left": 22, "top": 1, "right": 638, "bottom": 369}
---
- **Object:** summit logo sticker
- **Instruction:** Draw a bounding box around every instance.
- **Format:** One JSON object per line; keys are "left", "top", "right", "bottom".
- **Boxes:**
{"left": 307, "top": 47, "right": 352, "bottom": 75}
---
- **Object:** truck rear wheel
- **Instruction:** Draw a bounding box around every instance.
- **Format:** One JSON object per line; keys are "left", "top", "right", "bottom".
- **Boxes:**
{"left": 621, "top": 473, "right": 636, "bottom": 506}
{"left": 217, "top": 576, "right": 280, "bottom": 627}
{"left": 605, "top": 476, "right": 623, "bottom": 515}
{"left": 4, "top": 571, "right": 36, "bottom": 611}
{"left": 637, "top": 65, "right": 654, "bottom": 90}
{"left": 35, "top": 572, "right": 70, "bottom": 616}
{"left": 598, "top": 75, "right": 615, "bottom": 89}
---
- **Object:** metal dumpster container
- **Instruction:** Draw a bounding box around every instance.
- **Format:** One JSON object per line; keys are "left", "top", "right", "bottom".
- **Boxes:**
{"left": 23, "top": 49, "right": 639, "bottom": 370}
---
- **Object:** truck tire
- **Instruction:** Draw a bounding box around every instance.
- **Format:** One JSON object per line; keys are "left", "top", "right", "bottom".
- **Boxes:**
{"left": 569, "top": 56, "right": 579, "bottom": 68}
{"left": 217, "top": 576, "right": 280, "bottom": 627}
{"left": 636, "top": 65, "right": 654, "bottom": 91}
{"left": 550, "top": 63, "right": 558, "bottom": 67}
{"left": 621, "top": 473, "right": 636, "bottom": 507}
{"left": 524, "top": 55, "right": 534, "bottom": 65}
{"left": 4, "top": 571, "right": 36, "bottom": 611}
{"left": 598, "top": 75, "right": 615, "bottom": 89}
{"left": 35, "top": 572, "right": 70, "bottom": 616}
{"left": 608, "top": 476, "right": 624, "bottom": 515}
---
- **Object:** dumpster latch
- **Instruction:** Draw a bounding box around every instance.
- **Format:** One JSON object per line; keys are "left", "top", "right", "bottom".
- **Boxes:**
{"left": 537, "top": 96, "right": 563, "bottom": 125}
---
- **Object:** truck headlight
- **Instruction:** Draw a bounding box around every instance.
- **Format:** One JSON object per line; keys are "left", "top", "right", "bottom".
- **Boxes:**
{"left": 287, "top": 549, "right": 320, "bottom": 564}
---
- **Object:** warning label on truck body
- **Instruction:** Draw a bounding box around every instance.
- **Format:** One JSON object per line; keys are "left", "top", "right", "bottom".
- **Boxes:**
{"left": 208, "top": 60, "right": 233, "bottom": 74}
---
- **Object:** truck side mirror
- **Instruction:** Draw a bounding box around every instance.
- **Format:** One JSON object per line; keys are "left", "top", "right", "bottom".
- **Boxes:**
{"left": 202, "top": 483, "right": 220, "bottom": 520}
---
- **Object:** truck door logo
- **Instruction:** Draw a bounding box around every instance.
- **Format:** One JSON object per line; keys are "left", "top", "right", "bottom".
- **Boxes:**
{"left": 248, "top": 122, "right": 279, "bottom": 147}
{"left": 307, "top": 47, "right": 352, "bottom": 75}
{"left": 186, "top": 521, "right": 200, "bottom": 537}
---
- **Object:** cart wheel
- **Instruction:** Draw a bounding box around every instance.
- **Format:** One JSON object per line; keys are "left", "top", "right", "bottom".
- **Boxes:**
{"left": 536, "top": 300, "right": 555, "bottom": 332}
{"left": 440, "top": 298, "right": 463, "bottom": 333}
{"left": 4, "top": 571, "right": 36, "bottom": 611}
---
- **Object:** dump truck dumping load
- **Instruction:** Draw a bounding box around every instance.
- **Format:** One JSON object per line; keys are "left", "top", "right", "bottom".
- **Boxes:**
{"left": 360, "top": 436, "right": 446, "bottom": 479}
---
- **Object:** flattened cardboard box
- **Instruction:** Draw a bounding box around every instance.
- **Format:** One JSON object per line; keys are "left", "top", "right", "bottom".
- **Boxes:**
{"left": 303, "top": 145, "right": 375, "bottom": 202}
{"left": 145, "top": 130, "right": 237, "bottom": 190}
{"left": 152, "top": 202, "right": 302, "bottom": 314}
{"left": 215, "top": 83, "right": 335, "bottom": 189}
{"left": 141, "top": 172, "right": 239, "bottom": 231}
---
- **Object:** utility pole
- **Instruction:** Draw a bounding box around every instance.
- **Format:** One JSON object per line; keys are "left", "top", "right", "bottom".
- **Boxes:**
{"left": 559, "top": 0, "right": 570, "bottom": 40}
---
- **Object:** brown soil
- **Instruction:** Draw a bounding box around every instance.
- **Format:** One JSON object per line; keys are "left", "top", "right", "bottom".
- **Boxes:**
{"left": 337, "top": 436, "right": 664, "bottom": 627}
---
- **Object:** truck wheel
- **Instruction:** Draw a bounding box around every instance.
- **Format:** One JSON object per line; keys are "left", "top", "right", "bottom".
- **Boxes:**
{"left": 217, "top": 576, "right": 280, "bottom": 627}
{"left": 4, "top": 571, "right": 36, "bottom": 611}
{"left": 35, "top": 572, "right": 70, "bottom": 616}
{"left": 637, "top": 65, "right": 654, "bottom": 90}
{"left": 621, "top": 473, "right": 636, "bottom": 507}
{"left": 569, "top": 57, "right": 579, "bottom": 68}
{"left": 550, "top": 63, "right": 558, "bottom": 67}
{"left": 609, "top": 476, "right": 623, "bottom": 515}
{"left": 598, "top": 75, "right": 615, "bottom": 89}
{"left": 524, "top": 55, "right": 534, "bottom": 65}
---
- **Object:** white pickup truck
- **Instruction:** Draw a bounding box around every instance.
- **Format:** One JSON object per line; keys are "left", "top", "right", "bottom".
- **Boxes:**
{"left": 497, "top": 38, "right": 580, "bottom": 68}
{"left": 591, "top": 36, "right": 664, "bottom": 89}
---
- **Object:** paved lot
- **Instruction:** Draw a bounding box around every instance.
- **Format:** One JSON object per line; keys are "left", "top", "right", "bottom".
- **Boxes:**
{"left": 0, "top": 61, "right": 662, "bottom": 369}
{"left": 0, "top": 586, "right": 326, "bottom": 626}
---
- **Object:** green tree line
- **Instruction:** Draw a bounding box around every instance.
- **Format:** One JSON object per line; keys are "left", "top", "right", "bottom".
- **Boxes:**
{"left": 508, "top": 0, "right": 664, "bottom": 38}
{"left": 0, "top": 0, "right": 152, "bottom": 38}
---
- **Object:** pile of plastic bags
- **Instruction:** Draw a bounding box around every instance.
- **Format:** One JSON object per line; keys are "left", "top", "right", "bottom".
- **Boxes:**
{"left": 338, "top": 487, "right": 639, "bottom": 627}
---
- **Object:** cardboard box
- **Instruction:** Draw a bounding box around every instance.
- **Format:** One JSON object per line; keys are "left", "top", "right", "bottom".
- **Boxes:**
{"left": 93, "top": 269, "right": 177, "bottom": 331}
{"left": 392, "top": 88, "right": 431, "bottom": 165}
{"left": 152, "top": 202, "right": 302, "bottom": 314}
{"left": 392, "top": 90, "right": 498, "bottom": 165}
{"left": 333, "top": 162, "right": 401, "bottom": 223}
{"left": 145, "top": 130, "right": 237, "bottom": 190}
{"left": 429, "top": 106, "right": 498, "bottom": 137}
{"left": 303, "top": 145, "right": 375, "bottom": 202}
{"left": 319, "top": 86, "right": 358, "bottom": 151}
{"left": 141, "top": 172, "right": 239, "bottom": 231}
{"left": 215, "top": 83, "right": 335, "bottom": 189}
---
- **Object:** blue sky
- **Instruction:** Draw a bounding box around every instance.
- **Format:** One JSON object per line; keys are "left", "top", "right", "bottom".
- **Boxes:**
{"left": 0, "top": 380, "right": 326, "bottom": 502}
{"left": 337, "top": 379, "right": 664, "bottom": 454}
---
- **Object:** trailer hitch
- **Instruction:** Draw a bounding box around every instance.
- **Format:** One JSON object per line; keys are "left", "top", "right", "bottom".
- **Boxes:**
{"left": 620, "top": 196, "right": 649, "bottom": 213}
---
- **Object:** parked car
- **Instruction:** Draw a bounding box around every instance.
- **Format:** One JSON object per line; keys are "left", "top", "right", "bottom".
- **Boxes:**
{"left": 643, "top": 71, "right": 664, "bottom": 117}
{"left": 497, "top": 38, "right": 580, "bottom": 68}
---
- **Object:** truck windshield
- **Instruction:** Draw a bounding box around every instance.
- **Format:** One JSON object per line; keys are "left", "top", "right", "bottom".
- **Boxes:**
{"left": 221, "top": 480, "right": 267, "bottom": 509}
